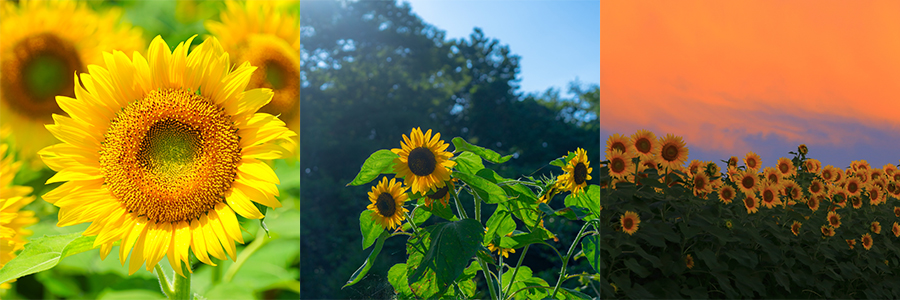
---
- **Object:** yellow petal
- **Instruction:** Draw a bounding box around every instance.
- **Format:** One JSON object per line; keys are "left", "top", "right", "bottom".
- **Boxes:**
{"left": 189, "top": 219, "right": 215, "bottom": 266}
{"left": 120, "top": 216, "right": 150, "bottom": 266}
{"left": 200, "top": 214, "right": 227, "bottom": 260}
{"left": 237, "top": 158, "right": 279, "bottom": 184}
{"left": 214, "top": 202, "right": 244, "bottom": 244}
{"left": 233, "top": 181, "right": 281, "bottom": 209}
{"left": 207, "top": 211, "right": 236, "bottom": 260}
{"left": 225, "top": 188, "right": 264, "bottom": 219}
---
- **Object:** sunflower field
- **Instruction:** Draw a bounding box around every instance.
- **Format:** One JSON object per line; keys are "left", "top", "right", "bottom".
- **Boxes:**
{"left": 1, "top": 1, "right": 301, "bottom": 299}
{"left": 599, "top": 130, "right": 900, "bottom": 299}
{"left": 343, "top": 128, "right": 600, "bottom": 299}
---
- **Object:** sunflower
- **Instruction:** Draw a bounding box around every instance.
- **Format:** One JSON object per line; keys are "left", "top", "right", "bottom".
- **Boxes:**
{"left": 850, "top": 196, "right": 862, "bottom": 209}
{"left": 798, "top": 144, "right": 808, "bottom": 155}
{"left": 851, "top": 160, "right": 871, "bottom": 175}
{"left": 424, "top": 179, "right": 454, "bottom": 207}
{"left": 606, "top": 149, "right": 633, "bottom": 180}
{"left": 705, "top": 162, "right": 721, "bottom": 178}
{"left": 630, "top": 129, "right": 656, "bottom": 161}
{"left": 620, "top": 211, "right": 640, "bottom": 235}
{"left": 743, "top": 194, "right": 759, "bottom": 214}
{"left": 871, "top": 221, "right": 882, "bottom": 234}
{"left": 855, "top": 170, "right": 870, "bottom": 184}
{"left": 38, "top": 36, "right": 297, "bottom": 276}
{"left": 655, "top": 134, "right": 688, "bottom": 170}
{"left": 206, "top": 0, "right": 300, "bottom": 134}
{"left": 692, "top": 172, "right": 711, "bottom": 197}
{"left": 487, "top": 243, "right": 516, "bottom": 258}
{"left": 744, "top": 152, "right": 762, "bottom": 171}
{"left": 688, "top": 159, "right": 703, "bottom": 176}
{"left": 391, "top": 128, "right": 456, "bottom": 195}
{"left": 845, "top": 177, "right": 862, "bottom": 197}
{"left": 821, "top": 225, "right": 835, "bottom": 237}
{"left": 846, "top": 239, "right": 857, "bottom": 249}
{"left": 781, "top": 180, "right": 801, "bottom": 201}
{"left": 718, "top": 185, "right": 736, "bottom": 204}
{"left": 861, "top": 233, "right": 873, "bottom": 250}
{"left": 367, "top": 177, "right": 410, "bottom": 230}
{"left": 0, "top": 137, "right": 39, "bottom": 289}
{"left": 827, "top": 211, "right": 841, "bottom": 229}
{"left": 762, "top": 167, "right": 781, "bottom": 186}
{"left": 538, "top": 182, "right": 559, "bottom": 205}
{"left": 868, "top": 186, "right": 884, "bottom": 206}
{"left": 884, "top": 163, "right": 897, "bottom": 176}
{"left": 870, "top": 169, "right": 885, "bottom": 182}
{"left": 606, "top": 133, "right": 633, "bottom": 158}
{"left": 791, "top": 221, "right": 801, "bottom": 236}
{"left": 807, "top": 194, "right": 820, "bottom": 212}
{"left": 889, "top": 182, "right": 900, "bottom": 199}
{"left": 557, "top": 148, "right": 593, "bottom": 195}
{"left": 821, "top": 165, "right": 838, "bottom": 182}
{"left": 832, "top": 167, "right": 845, "bottom": 182}
{"left": 893, "top": 222, "right": 900, "bottom": 237}
{"left": 775, "top": 157, "right": 796, "bottom": 179}
{"left": 727, "top": 156, "right": 739, "bottom": 170}
{"left": 809, "top": 180, "right": 825, "bottom": 197}
{"left": 804, "top": 158, "right": 821, "bottom": 174}
{"left": 685, "top": 254, "right": 694, "bottom": 269}
{"left": 760, "top": 183, "right": 781, "bottom": 209}
{"left": 1, "top": 0, "right": 144, "bottom": 168}
{"left": 736, "top": 169, "right": 758, "bottom": 195}
{"left": 832, "top": 190, "right": 849, "bottom": 208}
{"left": 895, "top": 207, "right": 900, "bottom": 218}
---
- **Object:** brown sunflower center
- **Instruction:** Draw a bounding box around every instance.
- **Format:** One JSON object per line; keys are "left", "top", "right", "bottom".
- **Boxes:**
{"left": 573, "top": 163, "right": 588, "bottom": 185}
{"left": 763, "top": 190, "right": 775, "bottom": 203}
{"left": 744, "top": 196, "right": 754, "bottom": 208}
{"left": 623, "top": 218, "right": 633, "bottom": 229}
{"left": 1, "top": 33, "right": 80, "bottom": 119}
{"left": 661, "top": 145, "right": 678, "bottom": 162}
{"left": 610, "top": 158, "right": 625, "bottom": 173}
{"left": 848, "top": 182, "right": 858, "bottom": 193}
{"left": 246, "top": 41, "right": 300, "bottom": 125}
{"left": 742, "top": 176, "right": 754, "bottom": 189}
{"left": 636, "top": 139, "right": 651, "bottom": 153}
{"left": 611, "top": 142, "right": 626, "bottom": 154}
{"left": 408, "top": 147, "right": 437, "bottom": 176}
{"left": 428, "top": 185, "right": 449, "bottom": 200}
{"left": 100, "top": 88, "right": 241, "bottom": 223}
{"left": 779, "top": 163, "right": 790, "bottom": 174}
{"left": 748, "top": 159, "right": 757, "bottom": 168}
{"left": 376, "top": 192, "right": 396, "bottom": 217}
{"left": 722, "top": 188, "right": 733, "bottom": 200}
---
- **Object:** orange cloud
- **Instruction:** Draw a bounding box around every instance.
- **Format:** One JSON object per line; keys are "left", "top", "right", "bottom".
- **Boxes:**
{"left": 601, "top": 1, "right": 900, "bottom": 154}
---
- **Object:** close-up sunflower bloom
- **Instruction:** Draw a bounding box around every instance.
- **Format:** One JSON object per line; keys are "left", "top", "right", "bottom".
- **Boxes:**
{"left": 655, "top": 133, "right": 688, "bottom": 170}
{"left": 809, "top": 179, "right": 825, "bottom": 197}
{"left": 0, "top": 0, "right": 144, "bottom": 167}
{"left": 630, "top": 129, "right": 656, "bottom": 161}
{"left": 366, "top": 176, "right": 409, "bottom": 230}
{"left": 620, "top": 211, "right": 640, "bottom": 235}
{"left": 744, "top": 152, "right": 761, "bottom": 171}
{"left": 206, "top": 0, "right": 300, "bottom": 134}
{"left": 423, "top": 179, "right": 453, "bottom": 207}
{"left": 37, "top": 35, "right": 297, "bottom": 276}
{"left": 760, "top": 183, "right": 781, "bottom": 209}
{"left": 736, "top": 169, "right": 758, "bottom": 195}
{"left": 557, "top": 147, "right": 593, "bottom": 195}
{"left": 0, "top": 138, "right": 39, "bottom": 289}
{"left": 391, "top": 127, "right": 456, "bottom": 196}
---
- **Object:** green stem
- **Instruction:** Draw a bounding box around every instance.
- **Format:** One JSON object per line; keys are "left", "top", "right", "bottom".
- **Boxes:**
{"left": 477, "top": 257, "right": 499, "bottom": 300}
{"left": 211, "top": 258, "right": 221, "bottom": 285}
{"left": 172, "top": 263, "right": 192, "bottom": 300}
{"left": 503, "top": 245, "right": 530, "bottom": 296}
{"left": 224, "top": 228, "right": 269, "bottom": 282}
{"left": 451, "top": 186, "right": 469, "bottom": 219}
{"left": 550, "top": 222, "right": 592, "bottom": 299}
{"left": 155, "top": 264, "right": 174, "bottom": 298}
{"left": 498, "top": 254, "right": 504, "bottom": 300}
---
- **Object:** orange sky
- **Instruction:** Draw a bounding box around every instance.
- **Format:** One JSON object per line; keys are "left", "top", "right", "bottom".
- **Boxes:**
{"left": 601, "top": 1, "right": 900, "bottom": 157}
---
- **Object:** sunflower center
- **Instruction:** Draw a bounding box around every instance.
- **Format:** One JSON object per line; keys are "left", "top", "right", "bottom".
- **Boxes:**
{"left": 763, "top": 190, "right": 775, "bottom": 203}
{"left": 610, "top": 158, "right": 625, "bottom": 173}
{"left": 408, "top": 147, "right": 437, "bottom": 176}
{"left": 611, "top": 142, "right": 626, "bottom": 154}
{"left": 100, "top": 88, "right": 241, "bottom": 223}
{"left": 573, "top": 163, "right": 588, "bottom": 185}
{"left": 1, "top": 33, "right": 80, "bottom": 119}
{"left": 744, "top": 197, "right": 754, "bottom": 208}
{"left": 636, "top": 139, "right": 650, "bottom": 153}
{"left": 376, "top": 192, "right": 397, "bottom": 217}
{"left": 779, "top": 163, "right": 789, "bottom": 174}
{"left": 722, "top": 189, "right": 733, "bottom": 199}
{"left": 428, "top": 185, "right": 449, "bottom": 200}
{"left": 742, "top": 176, "right": 754, "bottom": 189}
{"left": 623, "top": 218, "right": 633, "bottom": 229}
{"left": 661, "top": 145, "right": 678, "bottom": 161}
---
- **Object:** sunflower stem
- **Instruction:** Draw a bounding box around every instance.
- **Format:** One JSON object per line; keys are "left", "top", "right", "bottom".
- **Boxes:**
{"left": 172, "top": 263, "right": 192, "bottom": 300}
{"left": 476, "top": 257, "right": 499, "bottom": 300}
{"left": 211, "top": 258, "right": 221, "bottom": 285}
{"left": 224, "top": 226, "right": 269, "bottom": 282}
{"left": 550, "top": 221, "right": 591, "bottom": 299}
{"left": 451, "top": 186, "right": 469, "bottom": 219}
{"left": 503, "top": 244, "right": 530, "bottom": 296}
{"left": 155, "top": 264, "right": 174, "bottom": 298}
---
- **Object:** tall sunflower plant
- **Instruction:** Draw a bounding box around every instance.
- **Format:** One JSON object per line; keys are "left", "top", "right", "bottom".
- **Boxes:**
{"left": 344, "top": 128, "right": 600, "bottom": 299}
{"left": 599, "top": 130, "right": 900, "bottom": 299}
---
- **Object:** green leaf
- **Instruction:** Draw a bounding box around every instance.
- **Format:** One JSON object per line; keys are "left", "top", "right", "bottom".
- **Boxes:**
{"left": 253, "top": 202, "right": 270, "bottom": 238}
{"left": 582, "top": 236, "right": 599, "bottom": 273}
{"left": 408, "top": 219, "right": 483, "bottom": 297}
{"left": 501, "top": 266, "right": 549, "bottom": 300}
{"left": 346, "top": 149, "right": 398, "bottom": 186}
{"left": 696, "top": 248, "right": 724, "bottom": 272}
{"left": 624, "top": 258, "right": 650, "bottom": 278}
{"left": 359, "top": 210, "right": 384, "bottom": 250}
{"left": 97, "top": 289, "right": 167, "bottom": 300}
{"left": 556, "top": 288, "right": 592, "bottom": 299}
{"left": 451, "top": 137, "right": 512, "bottom": 164}
{"left": 402, "top": 206, "right": 432, "bottom": 231}
{"left": 454, "top": 151, "right": 485, "bottom": 175}
{"left": 454, "top": 171, "right": 507, "bottom": 204}
{"left": 342, "top": 231, "right": 388, "bottom": 288}
{"left": 500, "top": 227, "right": 556, "bottom": 249}
{"left": 564, "top": 185, "right": 600, "bottom": 220}
{"left": 420, "top": 199, "right": 458, "bottom": 222}
{"left": 0, "top": 232, "right": 97, "bottom": 284}
{"left": 550, "top": 152, "right": 576, "bottom": 168}
{"left": 539, "top": 203, "right": 591, "bottom": 221}
{"left": 387, "top": 263, "right": 414, "bottom": 297}
{"left": 484, "top": 207, "right": 515, "bottom": 245}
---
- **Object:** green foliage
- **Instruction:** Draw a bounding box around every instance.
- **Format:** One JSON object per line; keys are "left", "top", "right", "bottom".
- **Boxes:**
{"left": 346, "top": 149, "right": 399, "bottom": 186}
{"left": 0, "top": 233, "right": 98, "bottom": 284}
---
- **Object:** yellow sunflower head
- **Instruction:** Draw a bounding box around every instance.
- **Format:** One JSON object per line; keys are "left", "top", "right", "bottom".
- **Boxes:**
{"left": 0, "top": 0, "right": 144, "bottom": 168}
{"left": 798, "top": 144, "right": 808, "bottom": 155}
{"left": 893, "top": 222, "right": 900, "bottom": 237}
{"left": 424, "top": 179, "right": 454, "bottom": 208}
{"left": 487, "top": 242, "right": 516, "bottom": 258}
{"left": 743, "top": 194, "right": 759, "bottom": 214}
{"left": 809, "top": 179, "right": 825, "bottom": 196}
{"left": 630, "top": 129, "right": 657, "bottom": 161}
{"left": 206, "top": 0, "right": 300, "bottom": 133}
{"left": 0, "top": 135, "right": 39, "bottom": 289}
{"left": 606, "top": 149, "right": 632, "bottom": 180}
{"left": 685, "top": 254, "right": 694, "bottom": 269}
{"left": 655, "top": 134, "right": 688, "bottom": 170}
{"left": 692, "top": 172, "right": 711, "bottom": 197}
{"left": 558, "top": 148, "right": 593, "bottom": 195}
{"left": 763, "top": 167, "right": 781, "bottom": 186}
{"left": 821, "top": 165, "right": 837, "bottom": 182}
{"left": 807, "top": 194, "right": 820, "bottom": 212}
{"left": 744, "top": 152, "right": 762, "bottom": 171}
{"left": 606, "top": 133, "right": 632, "bottom": 158}
{"left": 736, "top": 169, "right": 758, "bottom": 195}
{"left": 791, "top": 221, "right": 801, "bottom": 236}
{"left": 871, "top": 221, "right": 881, "bottom": 235}
{"left": 718, "top": 185, "right": 735, "bottom": 204}
{"left": 821, "top": 224, "right": 835, "bottom": 237}
{"left": 391, "top": 128, "right": 456, "bottom": 195}
{"left": 759, "top": 183, "right": 781, "bottom": 209}
{"left": 827, "top": 211, "right": 841, "bottom": 228}
{"left": 861, "top": 233, "right": 873, "bottom": 250}
{"left": 366, "top": 177, "right": 410, "bottom": 230}
{"left": 804, "top": 158, "right": 821, "bottom": 174}
{"left": 620, "top": 211, "right": 640, "bottom": 235}
{"left": 38, "top": 35, "right": 297, "bottom": 277}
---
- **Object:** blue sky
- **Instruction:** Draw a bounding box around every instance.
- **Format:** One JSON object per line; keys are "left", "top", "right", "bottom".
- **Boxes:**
{"left": 403, "top": 0, "right": 600, "bottom": 97}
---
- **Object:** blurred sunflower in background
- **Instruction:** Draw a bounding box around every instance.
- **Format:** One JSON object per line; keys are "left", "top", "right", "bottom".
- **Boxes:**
{"left": 0, "top": 128, "right": 38, "bottom": 289}
{"left": 206, "top": 0, "right": 300, "bottom": 136}
{"left": 38, "top": 35, "right": 296, "bottom": 276}
{"left": 0, "top": 0, "right": 144, "bottom": 168}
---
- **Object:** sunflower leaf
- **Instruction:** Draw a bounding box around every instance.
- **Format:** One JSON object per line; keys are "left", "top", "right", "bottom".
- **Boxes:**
{"left": 453, "top": 171, "right": 507, "bottom": 204}
{"left": 582, "top": 235, "right": 600, "bottom": 273}
{"left": 387, "top": 263, "right": 414, "bottom": 297}
{"left": 253, "top": 202, "right": 270, "bottom": 238}
{"left": 451, "top": 137, "right": 512, "bottom": 164}
{"left": 360, "top": 210, "right": 385, "bottom": 250}
{"left": 564, "top": 185, "right": 600, "bottom": 220}
{"left": 342, "top": 231, "right": 388, "bottom": 289}
{"left": 346, "top": 149, "right": 398, "bottom": 186}
{"left": 408, "top": 219, "right": 483, "bottom": 297}
{"left": 0, "top": 233, "right": 97, "bottom": 284}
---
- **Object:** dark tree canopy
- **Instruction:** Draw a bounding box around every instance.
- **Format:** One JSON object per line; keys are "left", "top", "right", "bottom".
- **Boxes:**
{"left": 300, "top": 1, "right": 598, "bottom": 298}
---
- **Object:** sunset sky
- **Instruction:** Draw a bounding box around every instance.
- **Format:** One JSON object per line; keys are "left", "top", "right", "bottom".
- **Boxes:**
{"left": 601, "top": 1, "right": 900, "bottom": 169}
